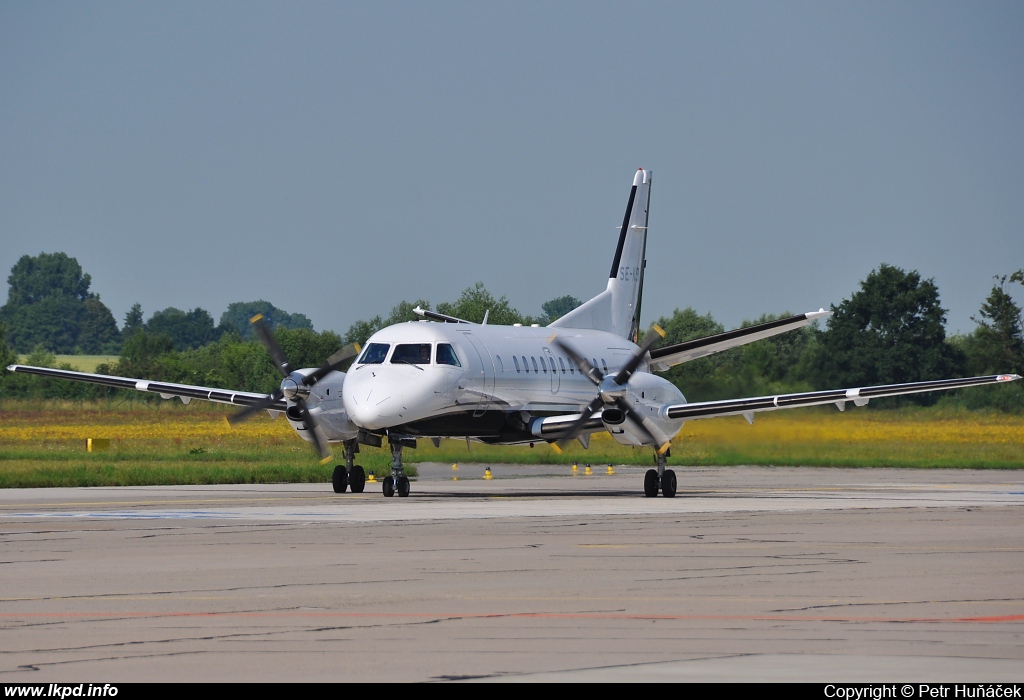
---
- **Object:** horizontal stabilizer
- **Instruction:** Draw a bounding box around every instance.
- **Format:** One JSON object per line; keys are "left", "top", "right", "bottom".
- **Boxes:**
{"left": 648, "top": 310, "right": 830, "bottom": 371}
{"left": 664, "top": 374, "right": 1021, "bottom": 421}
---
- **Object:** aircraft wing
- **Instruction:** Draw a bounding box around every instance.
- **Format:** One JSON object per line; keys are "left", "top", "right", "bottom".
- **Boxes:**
{"left": 647, "top": 310, "right": 831, "bottom": 371}
{"left": 663, "top": 374, "right": 1020, "bottom": 421}
{"left": 5, "top": 364, "right": 285, "bottom": 412}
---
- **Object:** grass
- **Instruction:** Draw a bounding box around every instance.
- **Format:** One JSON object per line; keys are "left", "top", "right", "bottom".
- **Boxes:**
{"left": 16, "top": 355, "right": 119, "bottom": 373}
{"left": 0, "top": 400, "right": 1021, "bottom": 487}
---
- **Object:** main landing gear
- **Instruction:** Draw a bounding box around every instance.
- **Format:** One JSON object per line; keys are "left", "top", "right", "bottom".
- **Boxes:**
{"left": 332, "top": 439, "right": 366, "bottom": 494}
{"left": 644, "top": 448, "right": 676, "bottom": 498}
{"left": 381, "top": 436, "right": 412, "bottom": 498}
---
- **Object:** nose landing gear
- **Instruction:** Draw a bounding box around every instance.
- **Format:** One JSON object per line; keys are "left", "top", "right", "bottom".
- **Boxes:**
{"left": 382, "top": 435, "right": 413, "bottom": 497}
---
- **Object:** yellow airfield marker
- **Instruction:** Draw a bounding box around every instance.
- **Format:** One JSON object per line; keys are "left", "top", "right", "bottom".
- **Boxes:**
{"left": 483, "top": 467, "right": 493, "bottom": 480}
{"left": 606, "top": 465, "right": 615, "bottom": 475}
{"left": 87, "top": 438, "right": 110, "bottom": 452}
{"left": 451, "top": 463, "right": 459, "bottom": 471}
{"left": 584, "top": 465, "right": 592, "bottom": 476}
{"left": 571, "top": 462, "right": 578, "bottom": 473}
{"left": 367, "top": 472, "right": 377, "bottom": 483}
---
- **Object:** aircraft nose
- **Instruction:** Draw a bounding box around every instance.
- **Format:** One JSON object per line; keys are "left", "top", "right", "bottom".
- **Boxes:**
{"left": 343, "top": 378, "right": 403, "bottom": 430}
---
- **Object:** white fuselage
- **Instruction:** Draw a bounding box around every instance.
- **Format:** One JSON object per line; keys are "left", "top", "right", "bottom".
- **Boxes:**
{"left": 295, "top": 320, "right": 686, "bottom": 446}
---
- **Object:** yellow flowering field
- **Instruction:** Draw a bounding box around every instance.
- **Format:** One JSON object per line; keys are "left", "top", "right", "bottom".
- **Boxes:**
{"left": 0, "top": 400, "right": 1021, "bottom": 486}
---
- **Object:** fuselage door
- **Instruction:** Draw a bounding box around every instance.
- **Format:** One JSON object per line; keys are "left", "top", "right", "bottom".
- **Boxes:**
{"left": 461, "top": 331, "right": 494, "bottom": 417}
{"left": 543, "top": 346, "right": 560, "bottom": 394}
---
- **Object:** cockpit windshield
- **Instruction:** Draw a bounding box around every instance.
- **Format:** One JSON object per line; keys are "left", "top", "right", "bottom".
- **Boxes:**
{"left": 436, "top": 343, "right": 461, "bottom": 366}
{"left": 391, "top": 343, "right": 432, "bottom": 365}
{"left": 358, "top": 343, "right": 390, "bottom": 364}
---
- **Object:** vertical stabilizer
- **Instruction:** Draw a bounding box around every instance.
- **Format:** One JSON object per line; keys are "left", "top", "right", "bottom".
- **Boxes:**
{"left": 550, "top": 168, "right": 651, "bottom": 339}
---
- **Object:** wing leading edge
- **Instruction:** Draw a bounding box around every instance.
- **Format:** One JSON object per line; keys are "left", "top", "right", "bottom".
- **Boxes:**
{"left": 5, "top": 365, "right": 285, "bottom": 411}
{"left": 664, "top": 374, "right": 1021, "bottom": 421}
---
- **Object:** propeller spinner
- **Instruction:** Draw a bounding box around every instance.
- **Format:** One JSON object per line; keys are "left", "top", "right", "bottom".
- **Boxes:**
{"left": 227, "top": 314, "right": 360, "bottom": 462}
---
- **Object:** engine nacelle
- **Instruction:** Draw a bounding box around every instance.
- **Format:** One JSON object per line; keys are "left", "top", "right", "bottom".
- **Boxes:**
{"left": 284, "top": 369, "right": 360, "bottom": 443}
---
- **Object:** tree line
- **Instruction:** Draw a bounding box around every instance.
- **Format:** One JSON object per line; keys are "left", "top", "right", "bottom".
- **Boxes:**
{"left": 1, "top": 252, "right": 1021, "bottom": 411}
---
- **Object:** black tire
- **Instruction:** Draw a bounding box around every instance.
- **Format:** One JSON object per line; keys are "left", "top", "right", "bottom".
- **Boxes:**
{"left": 643, "top": 469, "right": 659, "bottom": 498}
{"left": 332, "top": 465, "right": 348, "bottom": 493}
{"left": 662, "top": 469, "right": 677, "bottom": 498}
{"left": 349, "top": 465, "right": 366, "bottom": 493}
{"left": 397, "top": 475, "right": 410, "bottom": 497}
{"left": 382, "top": 476, "right": 395, "bottom": 498}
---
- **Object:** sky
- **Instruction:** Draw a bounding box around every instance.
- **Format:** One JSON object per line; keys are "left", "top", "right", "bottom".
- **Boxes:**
{"left": 2, "top": 1, "right": 1022, "bottom": 338}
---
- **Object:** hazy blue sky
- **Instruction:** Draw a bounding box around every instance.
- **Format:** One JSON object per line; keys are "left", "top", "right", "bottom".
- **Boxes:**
{"left": 2, "top": 1, "right": 1022, "bottom": 337}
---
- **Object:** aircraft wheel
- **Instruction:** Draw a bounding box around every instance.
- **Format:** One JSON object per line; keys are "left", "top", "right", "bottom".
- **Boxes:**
{"left": 397, "top": 475, "right": 410, "bottom": 497}
{"left": 661, "top": 469, "right": 677, "bottom": 498}
{"left": 332, "top": 465, "right": 348, "bottom": 493}
{"left": 349, "top": 465, "right": 366, "bottom": 493}
{"left": 382, "top": 476, "right": 395, "bottom": 498}
{"left": 643, "top": 469, "right": 659, "bottom": 498}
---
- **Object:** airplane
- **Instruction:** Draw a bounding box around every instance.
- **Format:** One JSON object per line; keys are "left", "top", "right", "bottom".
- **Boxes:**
{"left": 7, "top": 168, "right": 1020, "bottom": 498}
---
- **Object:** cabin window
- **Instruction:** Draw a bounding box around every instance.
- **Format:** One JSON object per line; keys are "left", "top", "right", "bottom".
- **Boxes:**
{"left": 601, "top": 358, "right": 609, "bottom": 374}
{"left": 496, "top": 355, "right": 504, "bottom": 372}
{"left": 436, "top": 343, "right": 461, "bottom": 367}
{"left": 522, "top": 355, "right": 529, "bottom": 372}
{"left": 513, "top": 356, "right": 521, "bottom": 373}
{"left": 558, "top": 357, "right": 566, "bottom": 373}
{"left": 531, "top": 356, "right": 539, "bottom": 373}
{"left": 567, "top": 358, "right": 574, "bottom": 374}
{"left": 391, "top": 343, "right": 432, "bottom": 364}
{"left": 358, "top": 343, "right": 390, "bottom": 364}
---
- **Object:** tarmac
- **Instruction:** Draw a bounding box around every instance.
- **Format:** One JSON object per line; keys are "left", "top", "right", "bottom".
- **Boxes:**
{"left": 0, "top": 464, "right": 1022, "bottom": 682}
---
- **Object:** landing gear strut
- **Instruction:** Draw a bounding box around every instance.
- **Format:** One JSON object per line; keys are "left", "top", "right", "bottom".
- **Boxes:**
{"left": 644, "top": 448, "right": 676, "bottom": 498}
{"left": 383, "top": 435, "right": 412, "bottom": 498}
{"left": 332, "top": 439, "right": 366, "bottom": 494}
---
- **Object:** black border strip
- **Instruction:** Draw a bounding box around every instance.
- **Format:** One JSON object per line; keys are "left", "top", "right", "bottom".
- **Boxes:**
{"left": 650, "top": 313, "right": 811, "bottom": 361}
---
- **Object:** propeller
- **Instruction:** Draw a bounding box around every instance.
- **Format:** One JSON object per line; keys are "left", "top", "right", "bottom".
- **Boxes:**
{"left": 549, "top": 325, "right": 672, "bottom": 454}
{"left": 227, "top": 314, "right": 360, "bottom": 463}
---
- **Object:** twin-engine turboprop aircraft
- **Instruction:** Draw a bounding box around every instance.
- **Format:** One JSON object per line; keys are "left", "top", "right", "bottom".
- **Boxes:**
{"left": 8, "top": 169, "right": 1020, "bottom": 497}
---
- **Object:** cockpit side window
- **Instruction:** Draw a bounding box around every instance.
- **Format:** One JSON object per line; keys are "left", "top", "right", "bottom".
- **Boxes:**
{"left": 392, "top": 343, "right": 432, "bottom": 365}
{"left": 436, "top": 343, "right": 462, "bottom": 367}
{"left": 358, "top": 343, "right": 390, "bottom": 364}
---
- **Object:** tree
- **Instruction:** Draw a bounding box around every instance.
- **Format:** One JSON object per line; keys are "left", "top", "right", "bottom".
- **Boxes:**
{"left": 146, "top": 307, "right": 220, "bottom": 351}
{"left": 647, "top": 307, "right": 733, "bottom": 400}
{"left": 122, "top": 303, "right": 144, "bottom": 340}
{"left": 540, "top": 295, "right": 583, "bottom": 325}
{"left": 0, "top": 252, "right": 120, "bottom": 353}
{"left": 963, "top": 272, "right": 1023, "bottom": 375}
{"left": 220, "top": 301, "right": 314, "bottom": 340}
{"left": 436, "top": 282, "right": 530, "bottom": 325}
{"left": 811, "top": 264, "right": 964, "bottom": 400}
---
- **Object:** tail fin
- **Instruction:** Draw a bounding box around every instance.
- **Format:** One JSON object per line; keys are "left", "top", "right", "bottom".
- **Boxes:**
{"left": 549, "top": 168, "right": 651, "bottom": 340}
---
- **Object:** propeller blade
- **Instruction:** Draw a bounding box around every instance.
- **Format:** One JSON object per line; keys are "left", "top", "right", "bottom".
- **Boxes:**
{"left": 612, "top": 324, "right": 665, "bottom": 385}
{"left": 555, "top": 395, "right": 605, "bottom": 449}
{"left": 227, "top": 389, "right": 283, "bottom": 426}
{"left": 300, "top": 343, "right": 362, "bottom": 386}
{"left": 549, "top": 335, "right": 603, "bottom": 386}
{"left": 295, "top": 398, "right": 333, "bottom": 462}
{"left": 615, "top": 396, "right": 672, "bottom": 454}
{"left": 251, "top": 314, "right": 291, "bottom": 378}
